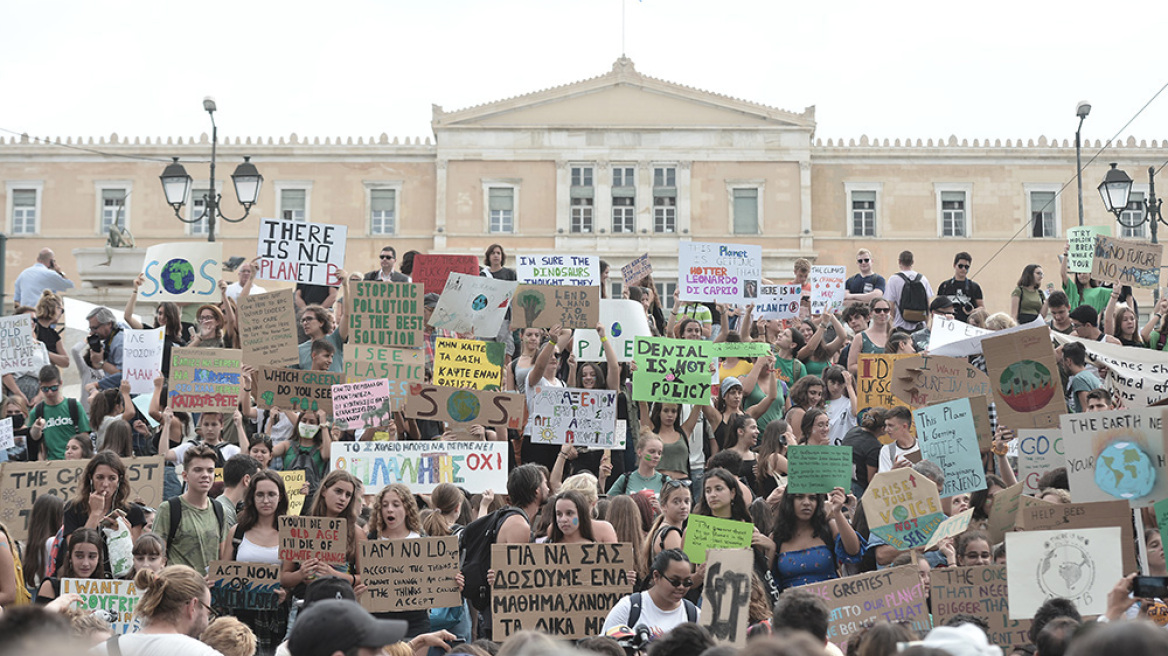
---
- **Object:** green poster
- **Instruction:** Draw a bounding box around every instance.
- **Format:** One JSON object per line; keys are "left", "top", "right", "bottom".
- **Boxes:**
{"left": 683, "top": 514, "right": 754, "bottom": 564}
{"left": 632, "top": 337, "right": 713, "bottom": 405}
{"left": 708, "top": 341, "right": 773, "bottom": 359}
{"left": 1065, "top": 225, "right": 1111, "bottom": 274}
{"left": 1156, "top": 498, "right": 1168, "bottom": 562}
{"left": 786, "top": 445, "right": 853, "bottom": 494}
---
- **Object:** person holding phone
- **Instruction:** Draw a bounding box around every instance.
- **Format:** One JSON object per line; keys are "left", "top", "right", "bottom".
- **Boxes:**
{"left": 13, "top": 248, "right": 74, "bottom": 312}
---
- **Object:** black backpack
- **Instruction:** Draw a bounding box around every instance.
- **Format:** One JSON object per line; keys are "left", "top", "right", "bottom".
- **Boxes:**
{"left": 165, "top": 495, "right": 225, "bottom": 551}
{"left": 627, "top": 591, "right": 698, "bottom": 626}
{"left": 896, "top": 272, "right": 929, "bottom": 323}
{"left": 459, "top": 506, "right": 526, "bottom": 611}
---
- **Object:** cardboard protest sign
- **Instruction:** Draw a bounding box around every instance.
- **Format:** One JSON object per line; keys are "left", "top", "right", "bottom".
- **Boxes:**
{"left": 516, "top": 254, "right": 600, "bottom": 286}
{"left": 708, "top": 342, "right": 772, "bottom": 359}
{"left": 0, "top": 418, "right": 12, "bottom": 451}
{"left": 1158, "top": 498, "right": 1168, "bottom": 567}
{"left": 928, "top": 316, "right": 1046, "bottom": 358}
{"left": 683, "top": 514, "right": 753, "bottom": 564}
{"left": 857, "top": 353, "right": 915, "bottom": 414}
{"left": 411, "top": 254, "right": 479, "bottom": 294}
{"left": 1060, "top": 407, "right": 1168, "bottom": 507}
{"left": 914, "top": 398, "right": 986, "bottom": 498}
{"left": 257, "top": 218, "right": 347, "bottom": 286}
{"left": 700, "top": 549, "right": 753, "bottom": 648}
{"left": 434, "top": 338, "right": 504, "bottom": 389}
{"left": 279, "top": 516, "right": 347, "bottom": 568}
{"left": 891, "top": 355, "right": 991, "bottom": 408}
{"left": 985, "top": 481, "right": 1025, "bottom": 545}
{"left": 344, "top": 344, "right": 424, "bottom": 408}
{"left": 529, "top": 387, "right": 618, "bottom": 447}
{"left": 512, "top": 284, "right": 600, "bottom": 329}
{"left": 1051, "top": 331, "right": 1168, "bottom": 408}
{"left": 208, "top": 561, "right": 281, "bottom": 612}
{"left": 0, "top": 314, "right": 39, "bottom": 375}
{"left": 754, "top": 284, "right": 802, "bottom": 321}
{"left": 809, "top": 265, "right": 846, "bottom": 315}
{"left": 280, "top": 470, "right": 307, "bottom": 515}
{"left": 428, "top": 273, "right": 517, "bottom": 337}
{"left": 1066, "top": 225, "right": 1111, "bottom": 273}
{"left": 1092, "top": 234, "right": 1162, "bottom": 288}
{"left": 238, "top": 289, "right": 299, "bottom": 367}
{"left": 403, "top": 384, "right": 525, "bottom": 433}
{"left": 61, "top": 579, "right": 139, "bottom": 634}
{"left": 924, "top": 508, "right": 974, "bottom": 550}
{"left": 331, "top": 440, "right": 509, "bottom": 494}
{"left": 491, "top": 542, "right": 633, "bottom": 638}
{"left": 931, "top": 566, "right": 1032, "bottom": 648}
{"left": 121, "top": 327, "right": 165, "bottom": 395}
{"left": 331, "top": 378, "right": 391, "bottom": 432}
{"left": 573, "top": 299, "right": 653, "bottom": 362}
{"left": 1006, "top": 527, "right": 1122, "bottom": 619}
{"left": 795, "top": 566, "right": 930, "bottom": 650}
{"left": 1017, "top": 429, "right": 1066, "bottom": 495}
{"left": 1018, "top": 499, "right": 1137, "bottom": 575}
{"left": 632, "top": 337, "right": 713, "bottom": 405}
{"left": 360, "top": 537, "right": 460, "bottom": 612}
{"left": 253, "top": 366, "right": 343, "bottom": 415}
{"left": 862, "top": 468, "right": 945, "bottom": 550}
{"left": 168, "top": 347, "right": 242, "bottom": 413}
{"left": 140, "top": 242, "right": 222, "bottom": 303}
{"left": 622, "top": 253, "right": 652, "bottom": 288}
{"left": 983, "top": 326, "right": 1062, "bottom": 429}
{"left": 678, "top": 241, "right": 762, "bottom": 304}
{"left": 786, "top": 445, "right": 853, "bottom": 494}
{"left": 348, "top": 280, "right": 424, "bottom": 348}
{"left": 968, "top": 395, "right": 992, "bottom": 452}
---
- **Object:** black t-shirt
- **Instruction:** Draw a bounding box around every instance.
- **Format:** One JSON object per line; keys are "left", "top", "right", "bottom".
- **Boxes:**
{"left": 846, "top": 273, "right": 886, "bottom": 296}
{"left": 841, "top": 426, "right": 883, "bottom": 493}
{"left": 936, "top": 277, "right": 984, "bottom": 323}
{"left": 34, "top": 321, "right": 62, "bottom": 356}
{"left": 57, "top": 501, "right": 148, "bottom": 576}
{"left": 296, "top": 283, "right": 332, "bottom": 306}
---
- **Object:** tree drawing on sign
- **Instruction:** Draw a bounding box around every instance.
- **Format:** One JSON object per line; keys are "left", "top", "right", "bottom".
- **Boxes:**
{"left": 998, "top": 360, "right": 1055, "bottom": 412}
{"left": 515, "top": 290, "right": 547, "bottom": 325}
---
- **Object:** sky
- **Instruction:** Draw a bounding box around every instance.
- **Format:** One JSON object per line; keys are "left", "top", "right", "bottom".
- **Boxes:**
{"left": 2, "top": 0, "right": 1166, "bottom": 148}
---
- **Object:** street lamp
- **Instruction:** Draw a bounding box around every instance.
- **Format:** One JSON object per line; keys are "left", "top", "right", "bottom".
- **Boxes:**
{"left": 1099, "top": 161, "right": 1164, "bottom": 301}
{"left": 1075, "top": 100, "right": 1091, "bottom": 226}
{"left": 160, "top": 97, "right": 262, "bottom": 242}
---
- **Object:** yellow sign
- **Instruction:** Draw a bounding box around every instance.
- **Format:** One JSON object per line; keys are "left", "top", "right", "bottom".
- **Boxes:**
{"left": 433, "top": 338, "right": 504, "bottom": 390}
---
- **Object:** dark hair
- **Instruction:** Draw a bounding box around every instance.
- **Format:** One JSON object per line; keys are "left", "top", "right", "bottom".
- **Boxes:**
{"left": 757, "top": 420, "right": 788, "bottom": 480}
{"left": 842, "top": 303, "right": 870, "bottom": 323}
{"left": 695, "top": 468, "right": 750, "bottom": 522}
{"left": 799, "top": 408, "right": 828, "bottom": 444}
{"left": 898, "top": 251, "right": 914, "bottom": 267}
{"left": 1062, "top": 341, "right": 1087, "bottom": 366}
{"left": 772, "top": 589, "right": 830, "bottom": 642}
{"left": 549, "top": 490, "right": 594, "bottom": 543}
{"left": 1029, "top": 597, "right": 1082, "bottom": 643}
{"left": 223, "top": 454, "right": 260, "bottom": 488}
{"left": 310, "top": 338, "right": 335, "bottom": 356}
{"left": 37, "top": 365, "right": 61, "bottom": 385}
{"left": 954, "top": 529, "right": 991, "bottom": 565}
{"left": 400, "top": 250, "right": 419, "bottom": 276}
{"left": 576, "top": 361, "right": 609, "bottom": 391}
{"left": 784, "top": 325, "right": 807, "bottom": 355}
{"left": 1067, "top": 621, "right": 1168, "bottom": 656}
{"left": 789, "top": 375, "right": 824, "bottom": 410}
{"left": 884, "top": 405, "right": 912, "bottom": 425}
{"left": 380, "top": 245, "right": 397, "bottom": 259}
{"left": 822, "top": 364, "right": 846, "bottom": 387}
{"left": 773, "top": 492, "right": 832, "bottom": 548}
{"left": 158, "top": 302, "right": 183, "bottom": 341}
{"left": 1047, "top": 290, "right": 1070, "bottom": 309}
{"left": 969, "top": 474, "right": 1006, "bottom": 521}
{"left": 0, "top": 605, "right": 75, "bottom": 655}
{"left": 183, "top": 443, "right": 218, "bottom": 470}
{"left": 954, "top": 252, "right": 972, "bottom": 265}
{"left": 576, "top": 636, "right": 625, "bottom": 656}
{"left": 650, "top": 402, "right": 685, "bottom": 436}
{"left": 1017, "top": 264, "right": 1043, "bottom": 288}
{"left": 507, "top": 464, "right": 544, "bottom": 509}
{"left": 301, "top": 305, "right": 334, "bottom": 335}
{"left": 858, "top": 620, "right": 920, "bottom": 656}
{"left": 676, "top": 317, "right": 701, "bottom": 339}
{"left": 646, "top": 623, "right": 714, "bottom": 656}
{"left": 1035, "top": 616, "right": 1079, "bottom": 656}
{"left": 484, "top": 244, "right": 506, "bottom": 267}
{"left": 1036, "top": 467, "right": 1069, "bottom": 491}
{"left": 1068, "top": 305, "right": 1098, "bottom": 328}
{"left": 23, "top": 495, "right": 64, "bottom": 588}
{"left": 1084, "top": 388, "right": 1111, "bottom": 406}
{"left": 887, "top": 331, "right": 913, "bottom": 353}
{"left": 650, "top": 548, "right": 691, "bottom": 575}
{"left": 102, "top": 420, "right": 134, "bottom": 458}
{"left": 68, "top": 434, "right": 94, "bottom": 459}
{"left": 88, "top": 389, "right": 122, "bottom": 433}
{"left": 706, "top": 449, "right": 743, "bottom": 476}
{"left": 859, "top": 407, "right": 888, "bottom": 434}
{"left": 62, "top": 528, "right": 107, "bottom": 579}
{"left": 72, "top": 450, "right": 131, "bottom": 513}
{"left": 724, "top": 414, "right": 755, "bottom": 450}
{"left": 249, "top": 434, "right": 274, "bottom": 454}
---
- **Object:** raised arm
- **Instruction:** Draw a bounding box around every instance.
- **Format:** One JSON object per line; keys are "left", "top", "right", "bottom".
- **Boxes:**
{"left": 598, "top": 323, "right": 620, "bottom": 391}
{"left": 823, "top": 313, "right": 847, "bottom": 353}
{"left": 1059, "top": 244, "right": 1070, "bottom": 287}
{"left": 336, "top": 271, "right": 350, "bottom": 342}
{"left": 124, "top": 274, "right": 146, "bottom": 329}
{"left": 738, "top": 304, "right": 755, "bottom": 341}
{"left": 1141, "top": 299, "right": 1168, "bottom": 342}
{"left": 746, "top": 358, "right": 778, "bottom": 420}
{"left": 527, "top": 324, "right": 563, "bottom": 389}
{"left": 1103, "top": 288, "right": 1120, "bottom": 335}
{"left": 797, "top": 316, "right": 826, "bottom": 360}
{"left": 713, "top": 304, "right": 730, "bottom": 343}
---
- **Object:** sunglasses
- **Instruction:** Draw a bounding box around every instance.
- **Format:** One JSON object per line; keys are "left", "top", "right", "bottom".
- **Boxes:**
{"left": 956, "top": 263, "right": 970, "bottom": 270}
{"left": 663, "top": 479, "right": 692, "bottom": 490}
{"left": 41, "top": 385, "right": 60, "bottom": 393}
{"left": 662, "top": 575, "right": 694, "bottom": 588}
{"left": 380, "top": 254, "right": 395, "bottom": 260}
{"left": 872, "top": 307, "right": 891, "bottom": 314}
{"left": 857, "top": 258, "right": 870, "bottom": 263}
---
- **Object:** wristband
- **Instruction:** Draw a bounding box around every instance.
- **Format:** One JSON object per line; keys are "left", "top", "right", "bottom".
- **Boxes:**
{"left": 600, "top": 336, "right": 609, "bottom": 343}
{"left": 549, "top": 339, "right": 557, "bottom": 346}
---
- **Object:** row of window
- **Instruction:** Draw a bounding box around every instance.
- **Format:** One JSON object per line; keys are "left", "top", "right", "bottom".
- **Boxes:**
{"left": 569, "top": 165, "right": 685, "bottom": 234}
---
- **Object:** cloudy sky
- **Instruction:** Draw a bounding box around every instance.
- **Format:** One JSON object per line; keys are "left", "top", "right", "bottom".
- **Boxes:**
{"left": 3, "top": 0, "right": 1165, "bottom": 147}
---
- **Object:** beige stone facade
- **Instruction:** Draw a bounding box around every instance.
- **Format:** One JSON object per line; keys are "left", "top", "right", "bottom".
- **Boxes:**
{"left": 2, "top": 57, "right": 1165, "bottom": 312}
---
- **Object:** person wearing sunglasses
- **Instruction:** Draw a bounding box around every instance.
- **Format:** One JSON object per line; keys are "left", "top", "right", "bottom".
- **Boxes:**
{"left": 846, "top": 298, "right": 893, "bottom": 378}
{"left": 936, "top": 251, "right": 984, "bottom": 323}
{"left": 844, "top": 248, "right": 886, "bottom": 304}
{"left": 602, "top": 548, "right": 700, "bottom": 635}
{"left": 27, "top": 365, "right": 91, "bottom": 461}
{"left": 363, "top": 246, "right": 410, "bottom": 283}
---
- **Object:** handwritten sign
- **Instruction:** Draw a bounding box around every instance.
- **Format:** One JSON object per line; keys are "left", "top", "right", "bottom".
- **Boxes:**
{"left": 0, "top": 418, "right": 12, "bottom": 451}
{"left": 208, "top": 561, "right": 281, "bottom": 612}
{"left": 140, "top": 242, "right": 222, "bottom": 303}
{"left": 331, "top": 440, "right": 509, "bottom": 495}
{"left": 891, "top": 355, "right": 991, "bottom": 408}
{"left": 632, "top": 337, "right": 712, "bottom": 405}
{"left": 492, "top": 542, "right": 633, "bottom": 639}
{"left": 360, "top": 537, "right": 460, "bottom": 612}
{"left": 862, "top": 468, "right": 945, "bottom": 551}
{"left": 0, "top": 315, "right": 39, "bottom": 375}
{"left": 1092, "top": 234, "right": 1162, "bottom": 288}
{"left": 621, "top": 253, "right": 652, "bottom": 288}
{"left": 755, "top": 284, "right": 802, "bottom": 321}
{"left": 403, "top": 384, "right": 525, "bottom": 433}
{"left": 344, "top": 344, "right": 424, "bottom": 409}
{"left": 983, "top": 326, "right": 1062, "bottom": 429}
{"left": 280, "top": 470, "right": 307, "bottom": 515}
{"left": 678, "top": 241, "right": 762, "bottom": 304}
{"left": 914, "top": 398, "right": 986, "bottom": 498}
{"left": 513, "top": 284, "right": 600, "bottom": 329}
{"left": 434, "top": 338, "right": 504, "bottom": 390}
{"left": 1066, "top": 225, "right": 1111, "bottom": 273}
{"left": 683, "top": 514, "right": 753, "bottom": 564}
{"left": 927, "top": 316, "right": 993, "bottom": 355}
{"left": 279, "top": 516, "right": 347, "bottom": 567}
{"left": 1051, "top": 332, "right": 1168, "bottom": 408}
{"left": 516, "top": 254, "right": 600, "bottom": 286}
{"left": 809, "top": 265, "right": 846, "bottom": 315}
{"left": 331, "top": 379, "right": 391, "bottom": 432}
{"left": 795, "top": 566, "right": 929, "bottom": 651}
{"left": 985, "top": 482, "right": 1026, "bottom": 545}
{"left": 924, "top": 508, "right": 974, "bottom": 550}
{"left": 857, "top": 353, "right": 914, "bottom": 413}
{"left": 238, "top": 289, "right": 299, "bottom": 368}
{"left": 700, "top": 549, "right": 752, "bottom": 648}
{"left": 253, "top": 366, "right": 343, "bottom": 415}
{"left": 529, "top": 387, "right": 618, "bottom": 447}
{"left": 256, "top": 218, "right": 346, "bottom": 286}
{"left": 1006, "top": 527, "right": 1122, "bottom": 619}
{"left": 1017, "top": 429, "right": 1066, "bottom": 495}
{"left": 1060, "top": 407, "right": 1168, "bottom": 507}
{"left": 1018, "top": 499, "right": 1137, "bottom": 575}
{"left": 411, "top": 254, "right": 479, "bottom": 295}
{"left": 786, "top": 445, "right": 853, "bottom": 494}
{"left": 429, "top": 273, "right": 517, "bottom": 338}
{"left": 708, "top": 342, "right": 772, "bottom": 359}
{"left": 931, "top": 566, "right": 1032, "bottom": 648}
{"left": 61, "top": 579, "right": 139, "bottom": 634}
{"left": 573, "top": 299, "right": 653, "bottom": 362}
{"left": 348, "top": 280, "right": 423, "bottom": 348}
{"left": 168, "top": 347, "right": 242, "bottom": 413}
{"left": 122, "top": 328, "right": 165, "bottom": 395}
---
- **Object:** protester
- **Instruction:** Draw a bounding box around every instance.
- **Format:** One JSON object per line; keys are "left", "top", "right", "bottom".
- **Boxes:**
{"left": 37, "top": 528, "right": 106, "bottom": 603}
{"left": 771, "top": 488, "right": 863, "bottom": 590}
{"left": 884, "top": 250, "right": 933, "bottom": 333}
{"left": 848, "top": 298, "right": 892, "bottom": 376}
{"left": 1010, "top": 264, "right": 1048, "bottom": 324}
{"left": 602, "top": 549, "right": 700, "bottom": 634}
{"left": 88, "top": 565, "right": 223, "bottom": 655}
{"left": 56, "top": 450, "right": 146, "bottom": 577}
{"left": 844, "top": 248, "right": 885, "bottom": 304}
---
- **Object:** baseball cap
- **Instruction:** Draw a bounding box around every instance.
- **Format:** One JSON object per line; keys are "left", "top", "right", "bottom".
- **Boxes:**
{"left": 302, "top": 577, "right": 355, "bottom": 609}
{"left": 720, "top": 376, "right": 743, "bottom": 395}
{"left": 424, "top": 293, "right": 441, "bottom": 308}
{"left": 288, "top": 599, "right": 408, "bottom": 656}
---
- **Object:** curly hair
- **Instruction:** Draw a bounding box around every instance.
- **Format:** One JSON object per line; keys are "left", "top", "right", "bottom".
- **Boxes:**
{"left": 70, "top": 450, "right": 132, "bottom": 516}
{"left": 368, "top": 483, "right": 422, "bottom": 538}
{"left": 789, "top": 376, "right": 825, "bottom": 410}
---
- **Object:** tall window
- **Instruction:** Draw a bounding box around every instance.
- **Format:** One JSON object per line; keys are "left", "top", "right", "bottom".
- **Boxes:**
{"left": 101, "top": 188, "right": 128, "bottom": 232}
{"left": 941, "top": 191, "right": 967, "bottom": 237}
{"left": 613, "top": 166, "right": 634, "bottom": 188}
{"left": 732, "top": 188, "right": 759, "bottom": 234}
{"left": 370, "top": 189, "right": 396, "bottom": 235}
{"left": 189, "top": 188, "right": 210, "bottom": 236}
{"left": 851, "top": 190, "right": 876, "bottom": 237}
{"left": 613, "top": 166, "right": 636, "bottom": 233}
{"left": 489, "top": 187, "right": 514, "bottom": 233}
{"left": 654, "top": 282, "right": 677, "bottom": 312}
{"left": 1029, "top": 191, "right": 1056, "bottom": 238}
{"left": 571, "top": 166, "right": 593, "bottom": 187}
{"left": 11, "top": 189, "right": 37, "bottom": 235}
{"left": 280, "top": 189, "right": 306, "bottom": 222}
{"left": 1120, "top": 191, "right": 1146, "bottom": 239}
{"left": 653, "top": 166, "right": 677, "bottom": 234}
{"left": 571, "top": 166, "right": 594, "bottom": 233}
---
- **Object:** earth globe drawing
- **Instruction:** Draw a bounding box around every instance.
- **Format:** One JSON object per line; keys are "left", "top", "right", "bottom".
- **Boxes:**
{"left": 471, "top": 294, "right": 488, "bottom": 311}
{"left": 1038, "top": 538, "right": 1094, "bottom": 601}
{"left": 1094, "top": 440, "right": 1155, "bottom": 500}
{"left": 610, "top": 322, "right": 623, "bottom": 337}
{"left": 446, "top": 390, "right": 481, "bottom": 423}
{"left": 161, "top": 259, "right": 195, "bottom": 294}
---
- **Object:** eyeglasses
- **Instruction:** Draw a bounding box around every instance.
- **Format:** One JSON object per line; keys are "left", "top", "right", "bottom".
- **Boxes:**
{"left": 857, "top": 258, "right": 870, "bottom": 263}
{"left": 872, "top": 307, "right": 891, "bottom": 314}
{"left": 956, "top": 264, "right": 970, "bottom": 270}
{"left": 380, "top": 254, "right": 395, "bottom": 260}
{"left": 196, "top": 598, "right": 219, "bottom": 622}
{"left": 301, "top": 316, "right": 318, "bottom": 323}
{"left": 40, "top": 385, "right": 60, "bottom": 393}
{"left": 937, "top": 310, "right": 955, "bottom": 316}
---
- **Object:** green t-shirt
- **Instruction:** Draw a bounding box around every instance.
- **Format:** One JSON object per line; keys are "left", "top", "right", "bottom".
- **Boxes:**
{"left": 607, "top": 469, "right": 668, "bottom": 496}
{"left": 155, "top": 496, "right": 226, "bottom": 575}
{"left": 1063, "top": 283, "right": 1110, "bottom": 317}
{"left": 214, "top": 495, "right": 238, "bottom": 529}
{"left": 28, "top": 399, "right": 91, "bottom": 460}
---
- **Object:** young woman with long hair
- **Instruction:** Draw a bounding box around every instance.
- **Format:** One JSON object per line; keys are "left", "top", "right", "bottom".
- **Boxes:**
{"left": 37, "top": 528, "right": 106, "bottom": 603}
{"left": 848, "top": 297, "right": 893, "bottom": 376}
{"left": 23, "top": 493, "right": 63, "bottom": 589}
{"left": 559, "top": 322, "right": 621, "bottom": 477}
{"left": 367, "top": 483, "right": 430, "bottom": 639}
{"left": 756, "top": 420, "right": 791, "bottom": 499}
{"left": 125, "top": 277, "right": 189, "bottom": 377}
{"left": 771, "top": 326, "right": 807, "bottom": 387}
{"left": 690, "top": 468, "right": 775, "bottom": 600}
{"left": 131, "top": 532, "right": 167, "bottom": 577}
{"left": 799, "top": 408, "right": 832, "bottom": 446}
{"left": 1011, "top": 264, "right": 1047, "bottom": 325}
{"left": 648, "top": 402, "right": 698, "bottom": 480}
{"left": 770, "top": 488, "right": 863, "bottom": 591}
{"left": 1060, "top": 243, "right": 1111, "bottom": 316}
{"left": 1106, "top": 287, "right": 1144, "bottom": 347}
{"left": 797, "top": 313, "right": 847, "bottom": 379}
{"left": 700, "top": 357, "right": 777, "bottom": 454}
{"left": 57, "top": 450, "right": 146, "bottom": 577}
{"left": 842, "top": 409, "right": 887, "bottom": 497}
{"left": 606, "top": 431, "right": 669, "bottom": 496}
{"left": 822, "top": 365, "right": 858, "bottom": 446}
{"left": 64, "top": 434, "right": 94, "bottom": 460}
{"left": 642, "top": 480, "right": 691, "bottom": 567}
{"left": 510, "top": 328, "right": 544, "bottom": 394}
{"left": 785, "top": 375, "right": 825, "bottom": 444}
{"left": 549, "top": 490, "right": 595, "bottom": 544}
{"left": 723, "top": 414, "right": 761, "bottom": 495}
{"left": 282, "top": 470, "right": 362, "bottom": 594}
{"left": 297, "top": 303, "right": 348, "bottom": 373}
{"left": 272, "top": 408, "right": 333, "bottom": 493}
{"left": 607, "top": 495, "right": 649, "bottom": 581}
{"left": 419, "top": 491, "right": 473, "bottom": 648}
{"left": 1142, "top": 297, "right": 1168, "bottom": 350}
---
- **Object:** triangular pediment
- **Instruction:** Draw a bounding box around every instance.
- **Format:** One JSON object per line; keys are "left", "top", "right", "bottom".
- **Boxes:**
{"left": 433, "top": 57, "right": 814, "bottom": 130}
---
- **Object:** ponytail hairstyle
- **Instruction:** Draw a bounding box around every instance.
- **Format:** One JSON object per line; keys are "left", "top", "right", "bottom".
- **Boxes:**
{"left": 134, "top": 565, "right": 209, "bottom": 624}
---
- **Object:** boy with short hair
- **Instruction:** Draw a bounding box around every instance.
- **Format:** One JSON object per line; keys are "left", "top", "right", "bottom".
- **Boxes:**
{"left": 155, "top": 444, "right": 227, "bottom": 574}
{"left": 27, "top": 365, "right": 90, "bottom": 460}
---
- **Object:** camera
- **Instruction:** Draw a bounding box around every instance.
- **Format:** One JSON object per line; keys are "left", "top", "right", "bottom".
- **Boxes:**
{"left": 87, "top": 334, "right": 103, "bottom": 352}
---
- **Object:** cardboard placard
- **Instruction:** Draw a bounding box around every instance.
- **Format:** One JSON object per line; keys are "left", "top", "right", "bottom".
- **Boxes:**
{"left": 402, "top": 384, "right": 524, "bottom": 432}
{"left": 857, "top": 353, "right": 915, "bottom": 412}
{"left": 983, "top": 326, "right": 1062, "bottom": 429}
{"left": 344, "top": 344, "right": 424, "bottom": 409}
{"left": 140, "top": 242, "right": 223, "bottom": 303}
{"left": 1157, "top": 498, "right": 1168, "bottom": 567}
{"left": 428, "top": 273, "right": 517, "bottom": 338}
{"left": 795, "top": 566, "right": 930, "bottom": 650}
{"left": 123, "top": 328, "right": 165, "bottom": 395}
{"left": 280, "top": 469, "right": 307, "bottom": 515}
{"left": 914, "top": 398, "right": 987, "bottom": 498}
{"left": 862, "top": 468, "right": 945, "bottom": 551}
{"left": 678, "top": 241, "right": 762, "bottom": 304}
{"left": 331, "top": 378, "right": 391, "bottom": 432}
{"left": 891, "top": 355, "right": 991, "bottom": 408}
{"left": 279, "top": 516, "right": 347, "bottom": 567}
{"left": 621, "top": 253, "right": 652, "bottom": 288}
{"left": 700, "top": 549, "right": 753, "bottom": 648}
{"left": 434, "top": 338, "right": 504, "bottom": 390}
{"left": 1051, "top": 331, "right": 1168, "bottom": 408}
{"left": 61, "top": 579, "right": 139, "bottom": 634}
{"left": 755, "top": 284, "right": 802, "bottom": 321}
{"left": 708, "top": 342, "right": 772, "bottom": 359}
{"left": 924, "top": 508, "right": 974, "bottom": 550}
{"left": 253, "top": 366, "right": 343, "bottom": 415}
{"left": 360, "top": 537, "right": 460, "bottom": 612}
{"left": 208, "top": 561, "right": 282, "bottom": 611}
{"left": 632, "top": 337, "right": 713, "bottom": 405}
{"left": 0, "top": 418, "right": 12, "bottom": 451}
{"left": 985, "top": 481, "right": 1025, "bottom": 545}
{"left": 573, "top": 299, "right": 654, "bottom": 362}
{"left": 256, "top": 218, "right": 347, "bottom": 286}
{"left": 516, "top": 254, "right": 600, "bottom": 286}
{"left": 1060, "top": 407, "right": 1168, "bottom": 507}
{"left": 529, "top": 387, "right": 618, "bottom": 447}
{"left": 931, "top": 566, "right": 1032, "bottom": 648}
{"left": 809, "top": 265, "right": 846, "bottom": 315}
{"left": 168, "top": 347, "right": 242, "bottom": 413}
{"left": 1018, "top": 499, "right": 1138, "bottom": 575}
{"left": 411, "top": 254, "right": 480, "bottom": 294}
{"left": 786, "top": 445, "right": 853, "bottom": 494}
{"left": 0, "top": 314, "right": 39, "bottom": 375}
{"left": 683, "top": 514, "right": 753, "bottom": 564}
{"left": 1066, "top": 225, "right": 1111, "bottom": 273}
{"left": 238, "top": 289, "right": 299, "bottom": 368}
{"left": 968, "top": 395, "right": 992, "bottom": 452}
{"left": 348, "top": 280, "right": 424, "bottom": 348}
{"left": 1017, "top": 429, "right": 1066, "bottom": 495}
{"left": 331, "top": 440, "right": 509, "bottom": 495}
{"left": 1006, "top": 527, "right": 1123, "bottom": 619}
{"left": 491, "top": 542, "right": 633, "bottom": 639}
{"left": 513, "top": 284, "right": 600, "bottom": 329}
{"left": 1092, "top": 234, "right": 1162, "bottom": 288}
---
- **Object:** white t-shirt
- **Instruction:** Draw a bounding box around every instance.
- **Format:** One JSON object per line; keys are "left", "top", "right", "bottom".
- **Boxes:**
{"left": 90, "top": 633, "right": 223, "bottom": 656}
{"left": 825, "top": 396, "right": 856, "bottom": 447}
{"left": 224, "top": 282, "right": 267, "bottom": 301}
{"left": 877, "top": 441, "right": 920, "bottom": 473}
{"left": 602, "top": 593, "right": 698, "bottom": 635}
{"left": 171, "top": 441, "right": 241, "bottom": 465}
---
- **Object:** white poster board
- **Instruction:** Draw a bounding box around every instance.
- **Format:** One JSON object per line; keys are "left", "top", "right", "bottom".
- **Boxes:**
{"left": 573, "top": 299, "right": 654, "bottom": 362}
{"left": 122, "top": 328, "right": 165, "bottom": 395}
{"left": 529, "top": 387, "right": 618, "bottom": 447}
{"left": 140, "top": 242, "right": 223, "bottom": 303}
{"left": 516, "top": 254, "right": 600, "bottom": 286}
{"left": 330, "top": 441, "right": 509, "bottom": 494}
{"left": 809, "top": 265, "right": 846, "bottom": 315}
{"left": 1005, "top": 527, "right": 1122, "bottom": 619}
{"left": 256, "top": 217, "right": 347, "bottom": 286}
{"left": 0, "top": 314, "right": 40, "bottom": 375}
{"left": 678, "top": 241, "right": 762, "bottom": 304}
{"left": 428, "top": 273, "right": 517, "bottom": 337}
{"left": 755, "top": 284, "right": 801, "bottom": 321}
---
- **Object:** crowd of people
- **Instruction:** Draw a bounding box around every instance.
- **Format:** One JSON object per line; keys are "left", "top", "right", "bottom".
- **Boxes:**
{"left": 0, "top": 241, "right": 1166, "bottom": 656}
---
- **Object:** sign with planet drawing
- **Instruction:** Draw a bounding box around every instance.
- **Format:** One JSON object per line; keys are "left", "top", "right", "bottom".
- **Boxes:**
{"left": 1060, "top": 407, "right": 1168, "bottom": 507}
{"left": 140, "top": 242, "right": 223, "bottom": 303}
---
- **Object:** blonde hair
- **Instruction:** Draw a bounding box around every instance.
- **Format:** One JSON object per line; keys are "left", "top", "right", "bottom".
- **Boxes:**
{"left": 369, "top": 483, "right": 422, "bottom": 538}
{"left": 561, "top": 472, "right": 600, "bottom": 507}
{"left": 200, "top": 617, "right": 257, "bottom": 656}
{"left": 134, "top": 565, "right": 208, "bottom": 624}
{"left": 382, "top": 644, "right": 413, "bottom": 656}
{"left": 985, "top": 312, "right": 1018, "bottom": 331}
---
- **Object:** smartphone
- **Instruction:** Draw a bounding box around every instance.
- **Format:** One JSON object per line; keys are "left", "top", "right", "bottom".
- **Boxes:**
{"left": 1134, "top": 576, "right": 1168, "bottom": 599}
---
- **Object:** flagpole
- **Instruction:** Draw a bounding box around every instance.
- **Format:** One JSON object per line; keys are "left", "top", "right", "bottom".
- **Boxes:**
{"left": 621, "top": 0, "right": 626, "bottom": 56}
